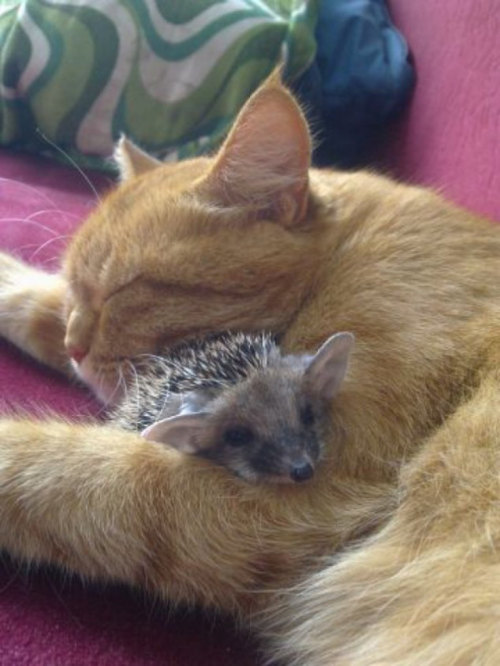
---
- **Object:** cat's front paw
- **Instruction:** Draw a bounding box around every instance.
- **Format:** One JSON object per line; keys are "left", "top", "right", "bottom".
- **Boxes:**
{"left": 0, "top": 251, "right": 68, "bottom": 369}
{"left": 0, "top": 252, "right": 34, "bottom": 335}
{"left": 0, "top": 250, "right": 28, "bottom": 287}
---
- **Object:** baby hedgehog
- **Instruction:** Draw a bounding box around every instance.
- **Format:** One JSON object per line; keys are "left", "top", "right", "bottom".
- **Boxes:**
{"left": 111, "top": 331, "right": 354, "bottom": 484}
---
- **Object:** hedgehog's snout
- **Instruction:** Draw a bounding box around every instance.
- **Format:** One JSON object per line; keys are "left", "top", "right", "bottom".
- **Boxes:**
{"left": 289, "top": 460, "right": 314, "bottom": 483}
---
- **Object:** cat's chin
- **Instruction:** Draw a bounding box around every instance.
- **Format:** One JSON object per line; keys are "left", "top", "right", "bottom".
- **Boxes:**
{"left": 72, "top": 357, "right": 123, "bottom": 405}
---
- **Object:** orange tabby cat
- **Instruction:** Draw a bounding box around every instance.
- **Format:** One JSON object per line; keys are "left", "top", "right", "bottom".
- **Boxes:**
{"left": 1, "top": 77, "right": 500, "bottom": 665}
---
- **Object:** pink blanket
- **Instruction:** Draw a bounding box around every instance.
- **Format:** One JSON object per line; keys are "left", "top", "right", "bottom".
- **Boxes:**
{"left": 385, "top": 0, "right": 499, "bottom": 222}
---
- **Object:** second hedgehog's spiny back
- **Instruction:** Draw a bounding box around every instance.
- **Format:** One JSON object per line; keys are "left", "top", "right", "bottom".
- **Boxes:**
{"left": 111, "top": 331, "right": 354, "bottom": 483}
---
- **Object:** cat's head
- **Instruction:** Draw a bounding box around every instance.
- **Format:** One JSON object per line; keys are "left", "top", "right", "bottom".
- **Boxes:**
{"left": 62, "top": 77, "right": 322, "bottom": 402}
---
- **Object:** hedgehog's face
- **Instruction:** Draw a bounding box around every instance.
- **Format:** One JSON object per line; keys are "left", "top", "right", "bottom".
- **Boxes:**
{"left": 141, "top": 332, "right": 354, "bottom": 484}
{"left": 201, "top": 369, "right": 327, "bottom": 484}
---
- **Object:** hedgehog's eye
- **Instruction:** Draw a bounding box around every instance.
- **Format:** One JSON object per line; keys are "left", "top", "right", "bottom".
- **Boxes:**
{"left": 223, "top": 426, "right": 254, "bottom": 447}
{"left": 300, "top": 404, "right": 315, "bottom": 427}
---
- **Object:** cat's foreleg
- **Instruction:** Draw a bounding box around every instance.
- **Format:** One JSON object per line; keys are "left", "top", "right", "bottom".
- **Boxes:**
{"left": 0, "top": 417, "right": 345, "bottom": 615}
{"left": 0, "top": 251, "right": 69, "bottom": 372}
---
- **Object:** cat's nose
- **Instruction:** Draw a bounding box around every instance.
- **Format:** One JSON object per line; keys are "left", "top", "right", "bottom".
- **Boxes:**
{"left": 66, "top": 345, "right": 88, "bottom": 364}
{"left": 290, "top": 462, "right": 314, "bottom": 483}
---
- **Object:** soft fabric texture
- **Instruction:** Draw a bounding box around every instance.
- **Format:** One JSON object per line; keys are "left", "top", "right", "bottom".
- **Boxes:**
{"left": 0, "top": 567, "right": 256, "bottom": 666}
{"left": 383, "top": 0, "right": 500, "bottom": 221}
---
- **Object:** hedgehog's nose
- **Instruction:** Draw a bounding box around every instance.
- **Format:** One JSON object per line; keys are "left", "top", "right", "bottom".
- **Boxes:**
{"left": 290, "top": 462, "right": 314, "bottom": 483}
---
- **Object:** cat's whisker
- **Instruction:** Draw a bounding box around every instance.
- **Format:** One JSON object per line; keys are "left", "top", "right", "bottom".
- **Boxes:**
{"left": 160, "top": 387, "right": 176, "bottom": 420}
{"left": 92, "top": 402, "right": 109, "bottom": 419}
{"left": 29, "top": 234, "right": 71, "bottom": 261}
{"left": 106, "top": 365, "right": 126, "bottom": 407}
{"left": 89, "top": 368, "right": 109, "bottom": 419}
{"left": 123, "top": 360, "right": 141, "bottom": 419}
{"left": 35, "top": 129, "right": 103, "bottom": 205}
{"left": 25, "top": 207, "right": 82, "bottom": 222}
{"left": 0, "top": 216, "right": 63, "bottom": 238}
{"left": 0, "top": 177, "right": 60, "bottom": 209}
{"left": 119, "top": 361, "right": 133, "bottom": 406}
{"left": 135, "top": 352, "right": 170, "bottom": 363}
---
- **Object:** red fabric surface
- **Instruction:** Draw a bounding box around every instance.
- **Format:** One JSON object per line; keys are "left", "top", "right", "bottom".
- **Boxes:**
{"left": 384, "top": 0, "right": 500, "bottom": 222}
{"left": 0, "top": 151, "right": 258, "bottom": 666}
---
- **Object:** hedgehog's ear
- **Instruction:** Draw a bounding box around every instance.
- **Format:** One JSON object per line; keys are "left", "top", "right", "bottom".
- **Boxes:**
{"left": 114, "top": 136, "right": 161, "bottom": 181}
{"left": 304, "top": 333, "right": 355, "bottom": 401}
{"left": 201, "top": 78, "right": 311, "bottom": 227}
{"left": 141, "top": 412, "right": 210, "bottom": 454}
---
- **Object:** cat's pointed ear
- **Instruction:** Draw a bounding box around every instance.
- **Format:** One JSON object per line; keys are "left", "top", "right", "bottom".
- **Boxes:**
{"left": 141, "top": 412, "right": 209, "bottom": 454}
{"left": 305, "top": 332, "right": 355, "bottom": 401}
{"left": 114, "top": 136, "right": 161, "bottom": 181}
{"left": 202, "top": 79, "right": 311, "bottom": 227}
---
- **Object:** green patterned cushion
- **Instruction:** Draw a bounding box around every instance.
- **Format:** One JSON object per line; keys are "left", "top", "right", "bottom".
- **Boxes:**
{"left": 0, "top": 0, "right": 317, "bottom": 170}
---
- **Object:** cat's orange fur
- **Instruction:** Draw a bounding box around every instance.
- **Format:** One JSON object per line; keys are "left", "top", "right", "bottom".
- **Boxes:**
{"left": 1, "top": 77, "right": 500, "bottom": 664}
